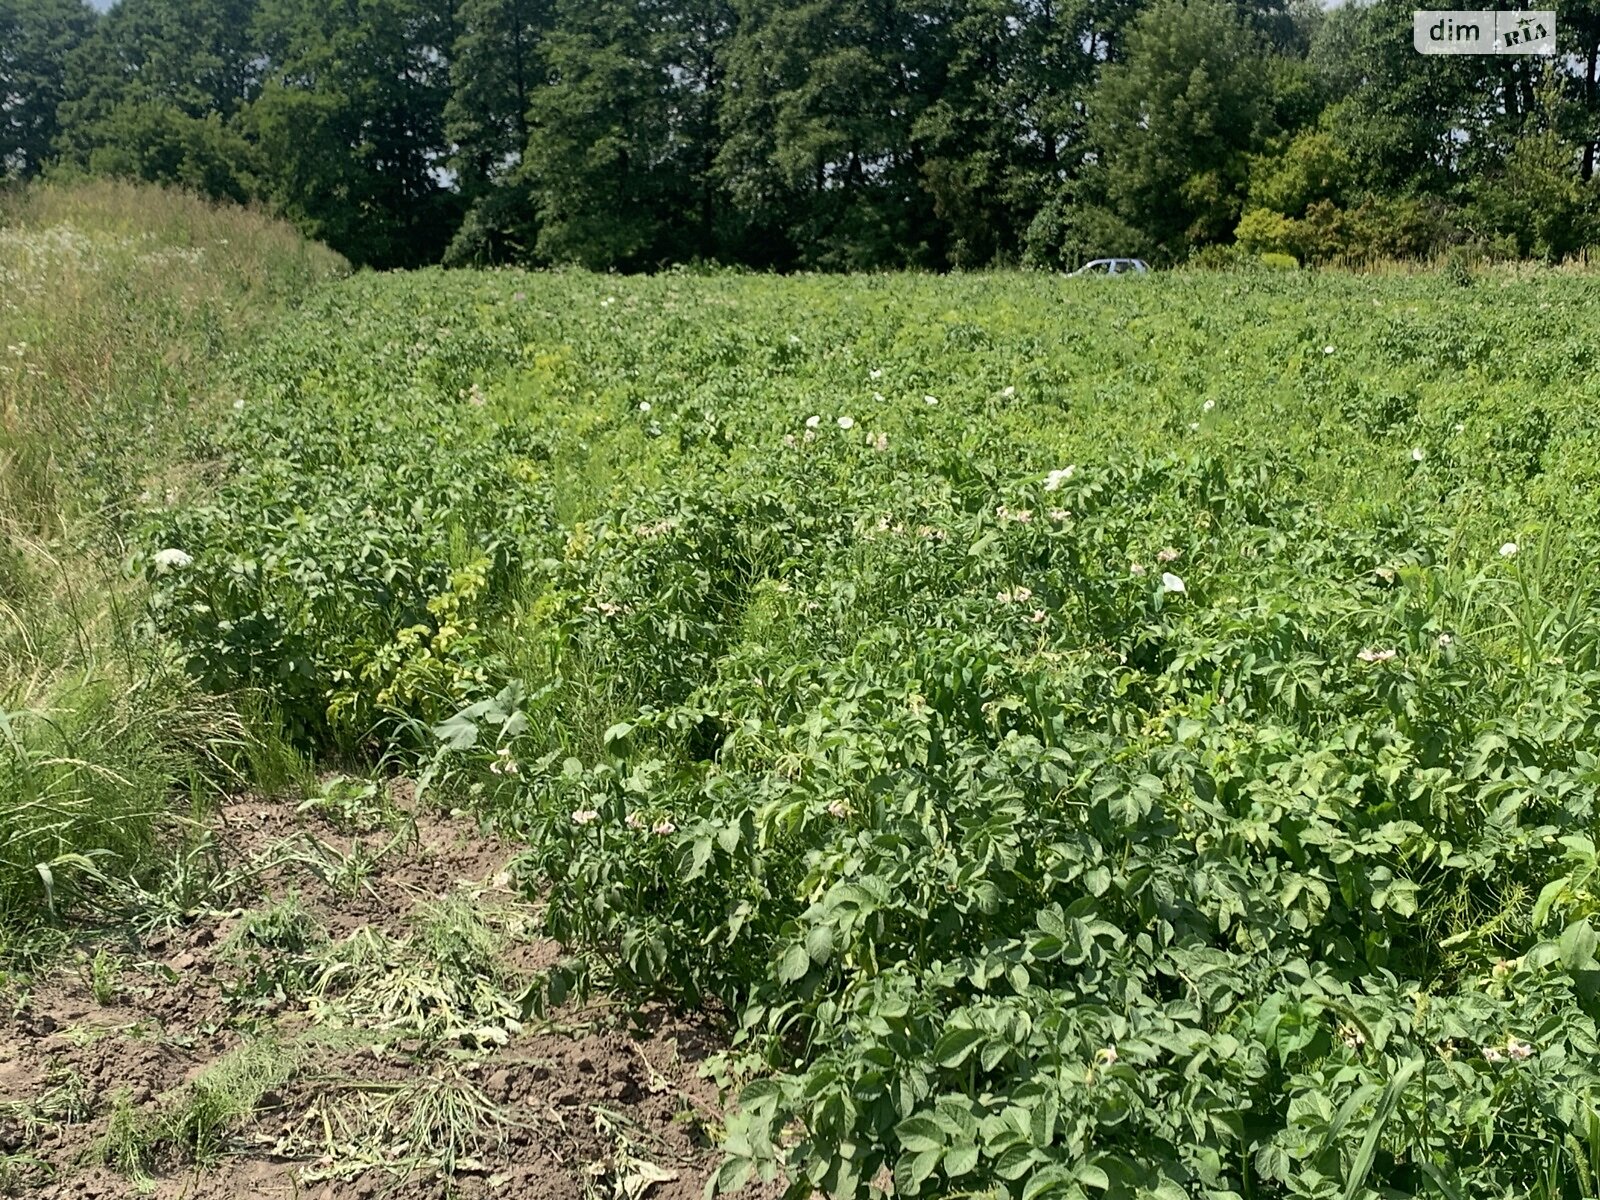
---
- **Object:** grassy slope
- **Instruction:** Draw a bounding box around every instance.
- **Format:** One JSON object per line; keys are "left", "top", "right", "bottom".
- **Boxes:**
{"left": 0, "top": 180, "right": 346, "bottom": 947}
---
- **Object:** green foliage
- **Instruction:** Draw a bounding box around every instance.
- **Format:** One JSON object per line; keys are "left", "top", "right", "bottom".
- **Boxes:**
{"left": 0, "top": 676, "right": 227, "bottom": 937}
{"left": 53, "top": 0, "right": 259, "bottom": 195}
{"left": 8, "top": 0, "right": 1600, "bottom": 267}
{"left": 524, "top": 0, "right": 726, "bottom": 269}
{"left": 1470, "top": 123, "right": 1598, "bottom": 263}
{"left": 295, "top": 774, "right": 386, "bottom": 832}
{"left": 0, "top": 0, "right": 95, "bottom": 179}
{"left": 0, "top": 180, "right": 344, "bottom": 942}
{"left": 246, "top": 0, "right": 462, "bottom": 268}
{"left": 141, "top": 266, "right": 1600, "bottom": 1197}
{"left": 89, "top": 946, "right": 120, "bottom": 1004}
{"left": 445, "top": 0, "right": 549, "bottom": 197}
{"left": 1246, "top": 129, "right": 1352, "bottom": 217}
{"left": 1092, "top": 0, "right": 1276, "bottom": 257}
{"left": 160, "top": 1036, "right": 298, "bottom": 1164}
{"left": 222, "top": 892, "right": 326, "bottom": 1001}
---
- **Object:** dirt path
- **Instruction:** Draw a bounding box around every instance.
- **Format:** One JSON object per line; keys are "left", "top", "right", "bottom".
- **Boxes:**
{"left": 0, "top": 783, "right": 736, "bottom": 1199}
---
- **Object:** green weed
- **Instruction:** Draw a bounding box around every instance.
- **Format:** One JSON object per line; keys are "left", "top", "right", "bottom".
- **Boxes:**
{"left": 96, "top": 1086, "right": 153, "bottom": 1182}
{"left": 89, "top": 946, "right": 119, "bottom": 1005}
{"left": 159, "top": 1036, "right": 297, "bottom": 1165}
{"left": 221, "top": 893, "right": 326, "bottom": 1003}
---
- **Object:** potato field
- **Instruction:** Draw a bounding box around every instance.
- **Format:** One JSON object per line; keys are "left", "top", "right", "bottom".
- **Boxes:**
{"left": 127, "top": 264, "right": 1600, "bottom": 1198}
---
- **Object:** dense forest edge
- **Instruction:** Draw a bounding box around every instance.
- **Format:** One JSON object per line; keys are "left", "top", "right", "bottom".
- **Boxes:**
{"left": 3, "top": 0, "right": 1599, "bottom": 271}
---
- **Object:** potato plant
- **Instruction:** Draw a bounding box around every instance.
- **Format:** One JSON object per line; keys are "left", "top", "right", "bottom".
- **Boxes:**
{"left": 142, "top": 267, "right": 1600, "bottom": 1198}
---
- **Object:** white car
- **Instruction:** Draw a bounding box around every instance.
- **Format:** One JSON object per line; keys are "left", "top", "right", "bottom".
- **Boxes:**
{"left": 1069, "top": 258, "right": 1150, "bottom": 276}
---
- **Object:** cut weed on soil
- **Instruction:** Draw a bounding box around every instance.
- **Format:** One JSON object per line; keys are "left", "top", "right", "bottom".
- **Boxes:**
{"left": 0, "top": 779, "right": 735, "bottom": 1199}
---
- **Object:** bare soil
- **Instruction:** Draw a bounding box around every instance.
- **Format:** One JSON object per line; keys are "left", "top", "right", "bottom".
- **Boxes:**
{"left": 0, "top": 783, "right": 748, "bottom": 1200}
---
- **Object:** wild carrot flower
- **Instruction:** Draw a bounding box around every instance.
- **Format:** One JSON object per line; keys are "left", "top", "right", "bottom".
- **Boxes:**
{"left": 805, "top": 415, "right": 821, "bottom": 429}
{"left": 1203, "top": 399, "right": 1215, "bottom": 412}
{"left": 1002, "top": 386, "right": 1015, "bottom": 398}
{"left": 924, "top": 395, "right": 939, "bottom": 406}
{"left": 837, "top": 415, "right": 855, "bottom": 429}
{"left": 639, "top": 401, "right": 651, "bottom": 412}
{"left": 1500, "top": 541, "right": 1518, "bottom": 558}
{"left": 1411, "top": 447, "right": 1425, "bottom": 462}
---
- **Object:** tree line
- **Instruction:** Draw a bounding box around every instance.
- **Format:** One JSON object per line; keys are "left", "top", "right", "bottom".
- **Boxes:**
{"left": 3, "top": 0, "right": 1598, "bottom": 270}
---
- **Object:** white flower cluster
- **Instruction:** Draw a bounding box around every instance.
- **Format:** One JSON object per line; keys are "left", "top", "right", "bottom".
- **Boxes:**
{"left": 1481, "top": 1037, "right": 1534, "bottom": 1063}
